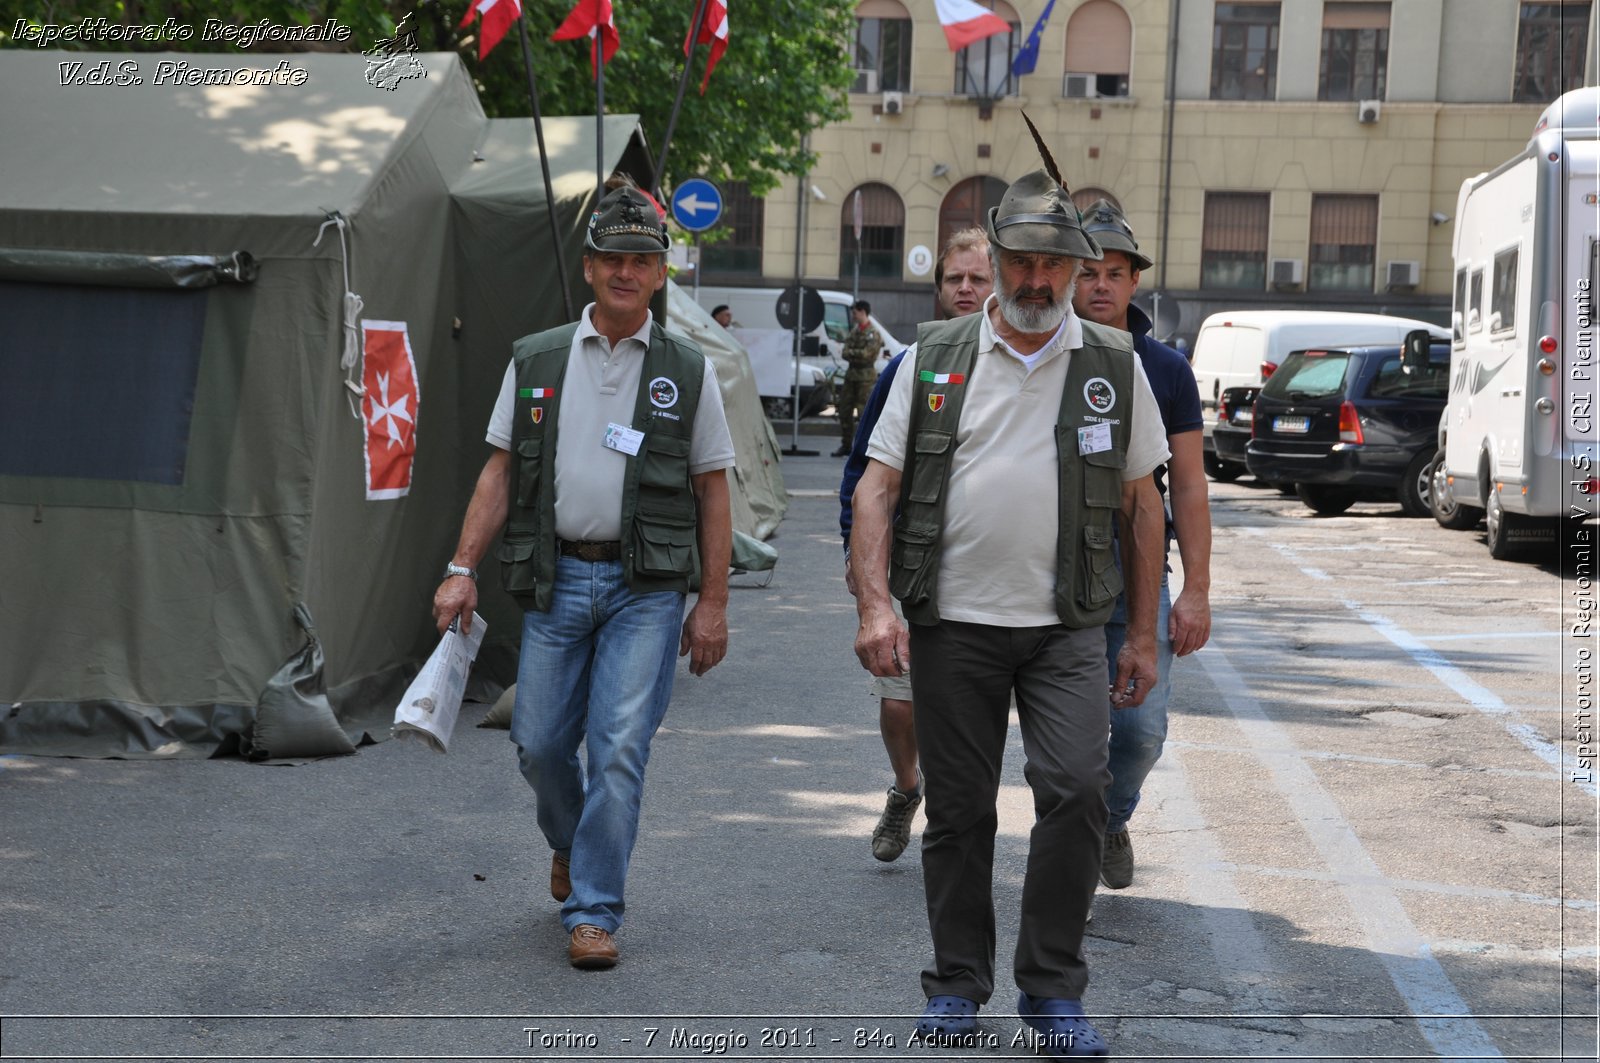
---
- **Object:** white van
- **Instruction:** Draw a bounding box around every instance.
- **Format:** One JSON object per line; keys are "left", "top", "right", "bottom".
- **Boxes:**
{"left": 1191, "top": 309, "right": 1447, "bottom": 479}
{"left": 1432, "top": 87, "right": 1599, "bottom": 560}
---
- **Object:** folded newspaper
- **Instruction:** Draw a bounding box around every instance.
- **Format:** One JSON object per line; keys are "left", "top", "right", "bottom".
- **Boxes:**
{"left": 392, "top": 613, "right": 486, "bottom": 753}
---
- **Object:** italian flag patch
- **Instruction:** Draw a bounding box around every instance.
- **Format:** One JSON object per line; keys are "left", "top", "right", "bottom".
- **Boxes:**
{"left": 519, "top": 387, "right": 554, "bottom": 398}
{"left": 918, "top": 371, "right": 965, "bottom": 384}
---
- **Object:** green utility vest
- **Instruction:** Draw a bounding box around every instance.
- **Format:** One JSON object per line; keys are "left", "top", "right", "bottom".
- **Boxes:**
{"left": 890, "top": 314, "right": 1135, "bottom": 628}
{"left": 498, "top": 321, "right": 705, "bottom": 612}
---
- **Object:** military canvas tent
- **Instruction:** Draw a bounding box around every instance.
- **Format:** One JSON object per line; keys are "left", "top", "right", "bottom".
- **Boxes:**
{"left": 0, "top": 50, "right": 784, "bottom": 760}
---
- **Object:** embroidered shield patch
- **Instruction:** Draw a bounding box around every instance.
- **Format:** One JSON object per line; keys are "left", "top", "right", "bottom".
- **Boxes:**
{"left": 928, "top": 394, "right": 946, "bottom": 413}
{"left": 531, "top": 407, "right": 544, "bottom": 424}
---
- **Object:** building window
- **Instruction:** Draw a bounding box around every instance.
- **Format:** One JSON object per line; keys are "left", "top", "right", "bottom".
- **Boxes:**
{"left": 955, "top": 0, "right": 1022, "bottom": 98}
{"left": 1514, "top": 2, "right": 1591, "bottom": 102}
{"left": 1211, "top": 2, "right": 1280, "bottom": 100}
{"left": 700, "top": 181, "right": 764, "bottom": 277}
{"left": 1319, "top": 2, "right": 1389, "bottom": 101}
{"left": 1491, "top": 246, "right": 1519, "bottom": 332}
{"left": 1201, "top": 192, "right": 1270, "bottom": 290}
{"left": 1308, "top": 194, "right": 1378, "bottom": 292}
{"left": 1063, "top": 0, "right": 1132, "bottom": 98}
{"left": 937, "top": 176, "right": 1008, "bottom": 260}
{"left": 1071, "top": 187, "right": 1122, "bottom": 214}
{"left": 852, "top": 0, "right": 912, "bottom": 93}
{"left": 840, "top": 183, "right": 905, "bottom": 280}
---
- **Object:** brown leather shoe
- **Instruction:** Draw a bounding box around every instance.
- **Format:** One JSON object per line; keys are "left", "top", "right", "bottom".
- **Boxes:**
{"left": 550, "top": 853, "right": 571, "bottom": 902}
{"left": 568, "top": 924, "right": 618, "bottom": 969}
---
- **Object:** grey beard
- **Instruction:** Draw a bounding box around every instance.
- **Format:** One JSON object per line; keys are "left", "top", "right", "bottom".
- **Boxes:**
{"left": 996, "top": 282, "right": 1073, "bottom": 334}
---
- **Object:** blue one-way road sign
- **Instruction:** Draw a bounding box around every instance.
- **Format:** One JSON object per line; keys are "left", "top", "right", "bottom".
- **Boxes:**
{"left": 671, "top": 177, "right": 723, "bottom": 233}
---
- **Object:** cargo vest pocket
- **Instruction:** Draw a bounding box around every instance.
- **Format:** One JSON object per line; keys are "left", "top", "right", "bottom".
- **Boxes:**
{"left": 888, "top": 519, "right": 939, "bottom": 601}
{"left": 633, "top": 510, "right": 697, "bottom": 577}
{"left": 515, "top": 436, "right": 543, "bottom": 507}
{"left": 639, "top": 432, "right": 692, "bottom": 493}
{"left": 907, "top": 429, "right": 953, "bottom": 504}
{"left": 1077, "top": 525, "right": 1122, "bottom": 608}
{"left": 496, "top": 537, "right": 539, "bottom": 596}
{"left": 1079, "top": 437, "right": 1127, "bottom": 509}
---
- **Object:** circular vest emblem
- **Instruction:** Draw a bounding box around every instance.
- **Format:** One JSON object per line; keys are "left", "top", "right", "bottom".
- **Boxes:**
{"left": 649, "top": 376, "right": 679, "bottom": 409}
{"left": 1084, "top": 377, "right": 1116, "bottom": 414}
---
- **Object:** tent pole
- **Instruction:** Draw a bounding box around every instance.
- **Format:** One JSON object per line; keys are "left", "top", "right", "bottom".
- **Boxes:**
{"left": 653, "top": 0, "right": 711, "bottom": 198}
{"left": 516, "top": 13, "right": 574, "bottom": 322}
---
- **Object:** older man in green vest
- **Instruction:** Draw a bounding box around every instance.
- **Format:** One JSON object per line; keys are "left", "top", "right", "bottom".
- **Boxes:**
{"left": 433, "top": 182, "right": 735, "bottom": 971}
{"left": 851, "top": 169, "right": 1169, "bottom": 1058}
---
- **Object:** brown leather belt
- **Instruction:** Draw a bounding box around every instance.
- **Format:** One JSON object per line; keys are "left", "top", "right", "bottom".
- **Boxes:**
{"left": 559, "top": 538, "right": 622, "bottom": 562}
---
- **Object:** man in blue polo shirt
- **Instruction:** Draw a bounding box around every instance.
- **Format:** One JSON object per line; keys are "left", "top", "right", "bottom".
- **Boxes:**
{"left": 1072, "top": 200, "right": 1213, "bottom": 892}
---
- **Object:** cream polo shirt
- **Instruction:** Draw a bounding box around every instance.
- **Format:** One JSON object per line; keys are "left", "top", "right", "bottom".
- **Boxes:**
{"left": 865, "top": 296, "right": 1170, "bottom": 627}
{"left": 486, "top": 305, "right": 736, "bottom": 542}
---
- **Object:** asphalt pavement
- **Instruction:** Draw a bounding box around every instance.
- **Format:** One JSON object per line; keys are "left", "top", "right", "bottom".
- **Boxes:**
{"left": 2, "top": 430, "right": 1596, "bottom": 1062}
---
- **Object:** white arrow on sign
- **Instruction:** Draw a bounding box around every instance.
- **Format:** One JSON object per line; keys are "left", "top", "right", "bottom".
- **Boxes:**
{"left": 678, "top": 194, "right": 716, "bottom": 216}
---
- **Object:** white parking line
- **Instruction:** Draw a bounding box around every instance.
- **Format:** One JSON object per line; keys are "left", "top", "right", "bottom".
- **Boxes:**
{"left": 1258, "top": 537, "right": 1594, "bottom": 799}
{"left": 1200, "top": 647, "right": 1506, "bottom": 1060}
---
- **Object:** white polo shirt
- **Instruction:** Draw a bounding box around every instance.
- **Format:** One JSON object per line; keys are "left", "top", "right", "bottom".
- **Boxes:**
{"left": 486, "top": 305, "right": 736, "bottom": 541}
{"left": 866, "top": 296, "right": 1170, "bottom": 627}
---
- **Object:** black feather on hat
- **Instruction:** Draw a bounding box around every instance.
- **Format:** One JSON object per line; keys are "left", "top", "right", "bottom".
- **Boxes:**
{"left": 985, "top": 113, "right": 1102, "bottom": 260}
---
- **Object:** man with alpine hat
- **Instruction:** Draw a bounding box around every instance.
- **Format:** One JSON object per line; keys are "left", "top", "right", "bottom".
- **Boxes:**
{"left": 433, "top": 179, "right": 735, "bottom": 970}
{"left": 1072, "top": 199, "right": 1211, "bottom": 896}
{"left": 851, "top": 146, "right": 1169, "bottom": 1056}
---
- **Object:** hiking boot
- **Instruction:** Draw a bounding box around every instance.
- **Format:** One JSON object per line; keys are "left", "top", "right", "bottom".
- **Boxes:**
{"left": 1099, "top": 829, "right": 1133, "bottom": 890}
{"left": 568, "top": 924, "right": 618, "bottom": 969}
{"left": 871, "top": 782, "right": 923, "bottom": 862}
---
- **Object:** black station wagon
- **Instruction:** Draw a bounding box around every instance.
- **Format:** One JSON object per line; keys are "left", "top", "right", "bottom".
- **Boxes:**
{"left": 1245, "top": 334, "right": 1451, "bottom": 516}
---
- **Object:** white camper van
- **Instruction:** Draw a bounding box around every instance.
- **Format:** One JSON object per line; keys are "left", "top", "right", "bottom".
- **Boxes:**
{"left": 1431, "top": 87, "right": 1599, "bottom": 560}
{"left": 1190, "top": 309, "right": 1446, "bottom": 480}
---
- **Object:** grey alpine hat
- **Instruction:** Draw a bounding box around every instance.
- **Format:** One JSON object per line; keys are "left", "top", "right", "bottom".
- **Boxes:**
{"left": 584, "top": 185, "right": 671, "bottom": 253}
{"left": 985, "top": 169, "right": 1103, "bottom": 261}
{"left": 1080, "top": 198, "right": 1153, "bottom": 271}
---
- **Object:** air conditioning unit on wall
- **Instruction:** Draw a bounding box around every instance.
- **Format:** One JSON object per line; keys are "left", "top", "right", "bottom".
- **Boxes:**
{"left": 1357, "top": 98, "right": 1381, "bottom": 123}
{"left": 1270, "top": 257, "right": 1304, "bottom": 288}
{"left": 881, "top": 91, "right": 903, "bottom": 115}
{"left": 1387, "top": 259, "right": 1421, "bottom": 289}
{"left": 1064, "top": 73, "right": 1095, "bottom": 98}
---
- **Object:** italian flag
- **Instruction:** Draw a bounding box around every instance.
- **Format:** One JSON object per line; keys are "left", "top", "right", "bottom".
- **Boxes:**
{"left": 919, "top": 371, "right": 967, "bottom": 384}
{"left": 934, "top": 0, "right": 1010, "bottom": 52}
{"left": 519, "top": 387, "right": 554, "bottom": 398}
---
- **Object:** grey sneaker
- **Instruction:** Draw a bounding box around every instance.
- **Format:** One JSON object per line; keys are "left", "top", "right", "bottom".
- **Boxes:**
{"left": 1100, "top": 828, "right": 1134, "bottom": 889}
{"left": 871, "top": 783, "right": 923, "bottom": 862}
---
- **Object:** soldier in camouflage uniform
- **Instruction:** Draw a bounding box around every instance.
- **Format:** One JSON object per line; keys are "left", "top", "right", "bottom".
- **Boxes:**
{"left": 833, "top": 299, "right": 882, "bottom": 457}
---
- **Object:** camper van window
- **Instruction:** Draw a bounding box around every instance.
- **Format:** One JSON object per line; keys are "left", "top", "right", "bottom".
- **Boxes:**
{"left": 824, "top": 300, "right": 850, "bottom": 343}
{"left": 1490, "top": 247, "right": 1519, "bottom": 334}
{"left": 1452, "top": 267, "right": 1467, "bottom": 346}
{"left": 1468, "top": 268, "right": 1484, "bottom": 332}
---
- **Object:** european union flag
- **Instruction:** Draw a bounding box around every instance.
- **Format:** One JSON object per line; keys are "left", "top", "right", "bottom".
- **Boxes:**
{"left": 1011, "top": 0, "right": 1057, "bottom": 78}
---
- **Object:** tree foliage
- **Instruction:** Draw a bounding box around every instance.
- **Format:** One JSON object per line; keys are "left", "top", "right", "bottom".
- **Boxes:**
{"left": 2, "top": 0, "right": 856, "bottom": 194}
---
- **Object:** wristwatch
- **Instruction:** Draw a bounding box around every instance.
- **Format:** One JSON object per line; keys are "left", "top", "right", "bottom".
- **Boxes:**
{"left": 443, "top": 562, "right": 477, "bottom": 582}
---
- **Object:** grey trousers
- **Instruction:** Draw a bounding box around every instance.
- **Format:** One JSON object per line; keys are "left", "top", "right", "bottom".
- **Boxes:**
{"left": 909, "top": 619, "right": 1111, "bottom": 1003}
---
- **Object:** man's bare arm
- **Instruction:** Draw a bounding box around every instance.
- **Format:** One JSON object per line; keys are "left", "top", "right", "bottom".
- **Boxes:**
{"left": 432, "top": 448, "right": 511, "bottom": 634}
{"left": 1111, "top": 473, "right": 1164, "bottom": 708}
{"left": 850, "top": 459, "right": 909, "bottom": 678}
{"left": 1164, "top": 430, "right": 1212, "bottom": 656}
{"left": 680, "top": 468, "right": 732, "bottom": 676}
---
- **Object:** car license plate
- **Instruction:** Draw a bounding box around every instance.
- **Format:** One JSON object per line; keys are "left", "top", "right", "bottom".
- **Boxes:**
{"left": 1233, "top": 409, "right": 1253, "bottom": 425}
{"left": 1273, "top": 416, "right": 1310, "bottom": 434}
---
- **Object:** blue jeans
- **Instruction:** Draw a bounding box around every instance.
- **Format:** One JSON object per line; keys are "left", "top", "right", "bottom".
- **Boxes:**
{"left": 1102, "top": 572, "right": 1173, "bottom": 834}
{"left": 508, "top": 557, "right": 685, "bottom": 934}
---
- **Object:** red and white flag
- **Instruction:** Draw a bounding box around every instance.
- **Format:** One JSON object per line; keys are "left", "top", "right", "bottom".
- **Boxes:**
{"left": 458, "top": 0, "right": 522, "bottom": 60}
{"left": 552, "top": 0, "right": 620, "bottom": 73}
{"left": 934, "top": 0, "right": 1010, "bottom": 52}
{"left": 684, "top": 0, "right": 728, "bottom": 94}
{"left": 361, "top": 321, "right": 420, "bottom": 501}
